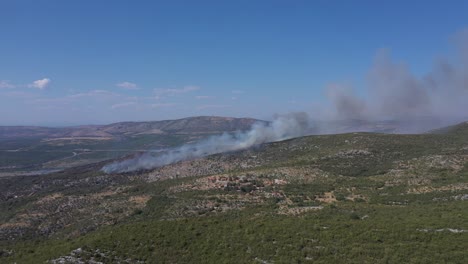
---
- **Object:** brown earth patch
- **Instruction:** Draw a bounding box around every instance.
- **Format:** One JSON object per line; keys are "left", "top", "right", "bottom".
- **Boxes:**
{"left": 129, "top": 195, "right": 152, "bottom": 207}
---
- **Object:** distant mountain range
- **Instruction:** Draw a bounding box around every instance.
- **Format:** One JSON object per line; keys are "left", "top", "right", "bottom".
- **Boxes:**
{"left": 0, "top": 116, "right": 263, "bottom": 140}
{"left": 1, "top": 115, "right": 457, "bottom": 141}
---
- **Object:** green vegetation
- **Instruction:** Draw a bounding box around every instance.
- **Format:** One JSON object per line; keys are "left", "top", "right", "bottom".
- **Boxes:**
{"left": 1, "top": 123, "right": 467, "bottom": 263}
{"left": 3, "top": 191, "right": 467, "bottom": 263}
{"left": 0, "top": 151, "right": 68, "bottom": 168}
{"left": 0, "top": 134, "right": 204, "bottom": 172}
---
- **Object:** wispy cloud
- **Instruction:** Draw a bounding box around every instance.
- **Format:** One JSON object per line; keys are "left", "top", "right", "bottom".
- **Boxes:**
{"left": 111, "top": 102, "right": 137, "bottom": 109}
{"left": 195, "top": 95, "right": 215, "bottom": 99}
{"left": 167, "top": 85, "right": 199, "bottom": 94}
{"left": 196, "top": 104, "right": 231, "bottom": 110}
{"left": 28, "top": 78, "right": 50, "bottom": 89}
{"left": 116, "top": 81, "right": 138, "bottom": 90}
{"left": 154, "top": 85, "right": 200, "bottom": 99}
{"left": 69, "top": 89, "right": 118, "bottom": 98}
{"left": 32, "top": 97, "right": 71, "bottom": 104}
{"left": 0, "top": 80, "right": 15, "bottom": 89}
{"left": 151, "top": 103, "right": 177, "bottom": 108}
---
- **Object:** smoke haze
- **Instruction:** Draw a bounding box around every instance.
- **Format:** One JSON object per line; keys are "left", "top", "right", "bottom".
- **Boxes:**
{"left": 102, "top": 29, "right": 468, "bottom": 173}
{"left": 102, "top": 112, "right": 309, "bottom": 173}
{"left": 328, "top": 29, "right": 468, "bottom": 123}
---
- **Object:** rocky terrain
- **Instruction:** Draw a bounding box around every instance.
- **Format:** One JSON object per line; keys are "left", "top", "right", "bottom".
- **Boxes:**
{"left": 0, "top": 121, "right": 467, "bottom": 263}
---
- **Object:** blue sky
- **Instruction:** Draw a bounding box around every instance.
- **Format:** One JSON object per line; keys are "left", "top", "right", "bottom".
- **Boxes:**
{"left": 1, "top": 1, "right": 468, "bottom": 125}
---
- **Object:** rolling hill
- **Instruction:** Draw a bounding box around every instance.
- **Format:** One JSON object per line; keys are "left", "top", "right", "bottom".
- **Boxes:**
{"left": 0, "top": 121, "right": 467, "bottom": 263}
{"left": 0, "top": 116, "right": 263, "bottom": 174}
{"left": 0, "top": 116, "right": 262, "bottom": 139}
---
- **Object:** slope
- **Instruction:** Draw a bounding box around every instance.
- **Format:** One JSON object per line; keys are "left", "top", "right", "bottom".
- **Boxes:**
{"left": 0, "top": 122, "right": 467, "bottom": 263}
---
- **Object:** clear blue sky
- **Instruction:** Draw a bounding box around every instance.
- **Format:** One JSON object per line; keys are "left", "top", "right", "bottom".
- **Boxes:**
{"left": 1, "top": 0, "right": 467, "bottom": 125}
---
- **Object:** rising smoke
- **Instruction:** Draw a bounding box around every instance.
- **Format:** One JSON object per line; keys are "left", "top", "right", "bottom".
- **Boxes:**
{"left": 102, "top": 112, "right": 309, "bottom": 173}
{"left": 102, "top": 29, "right": 468, "bottom": 173}
{"left": 327, "top": 29, "right": 468, "bottom": 123}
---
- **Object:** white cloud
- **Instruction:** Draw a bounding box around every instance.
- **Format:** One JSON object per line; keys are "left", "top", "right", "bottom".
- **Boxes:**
{"left": 195, "top": 95, "right": 215, "bottom": 99}
{"left": 0, "top": 80, "right": 15, "bottom": 89}
{"left": 116, "top": 81, "right": 138, "bottom": 90}
{"left": 28, "top": 78, "right": 51, "bottom": 89}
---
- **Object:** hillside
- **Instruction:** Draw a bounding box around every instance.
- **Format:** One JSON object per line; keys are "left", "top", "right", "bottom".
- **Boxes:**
{"left": 0, "top": 116, "right": 263, "bottom": 175}
{"left": 1, "top": 116, "right": 454, "bottom": 175}
{"left": 428, "top": 121, "right": 468, "bottom": 136}
{"left": 0, "top": 121, "right": 467, "bottom": 263}
{"left": 0, "top": 116, "right": 261, "bottom": 139}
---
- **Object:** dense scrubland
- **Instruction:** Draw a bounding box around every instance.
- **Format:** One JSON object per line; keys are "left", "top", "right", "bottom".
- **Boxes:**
{"left": 1, "top": 122, "right": 467, "bottom": 263}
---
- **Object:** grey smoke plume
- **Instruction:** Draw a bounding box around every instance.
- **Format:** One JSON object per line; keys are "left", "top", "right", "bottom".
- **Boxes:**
{"left": 102, "top": 112, "right": 309, "bottom": 173}
{"left": 327, "top": 29, "right": 468, "bottom": 123}
{"left": 326, "top": 84, "right": 367, "bottom": 120}
{"left": 102, "top": 29, "right": 468, "bottom": 173}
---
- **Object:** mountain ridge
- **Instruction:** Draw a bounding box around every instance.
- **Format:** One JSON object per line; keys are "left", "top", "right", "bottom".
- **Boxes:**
{"left": 0, "top": 116, "right": 264, "bottom": 139}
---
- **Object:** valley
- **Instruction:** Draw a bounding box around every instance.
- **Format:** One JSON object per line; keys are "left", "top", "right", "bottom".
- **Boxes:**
{"left": 0, "top": 117, "right": 260, "bottom": 175}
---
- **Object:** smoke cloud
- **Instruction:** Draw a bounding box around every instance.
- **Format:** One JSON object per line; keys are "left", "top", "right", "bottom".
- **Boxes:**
{"left": 326, "top": 83, "right": 367, "bottom": 120}
{"left": 102, "top": 112, "right": 309, "bottom": 173}
{"left": 102, "top": 29, "right": 468, "bottom": 173}
{"left": 327, "top": 29, "right": 468, "bottom": 123}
